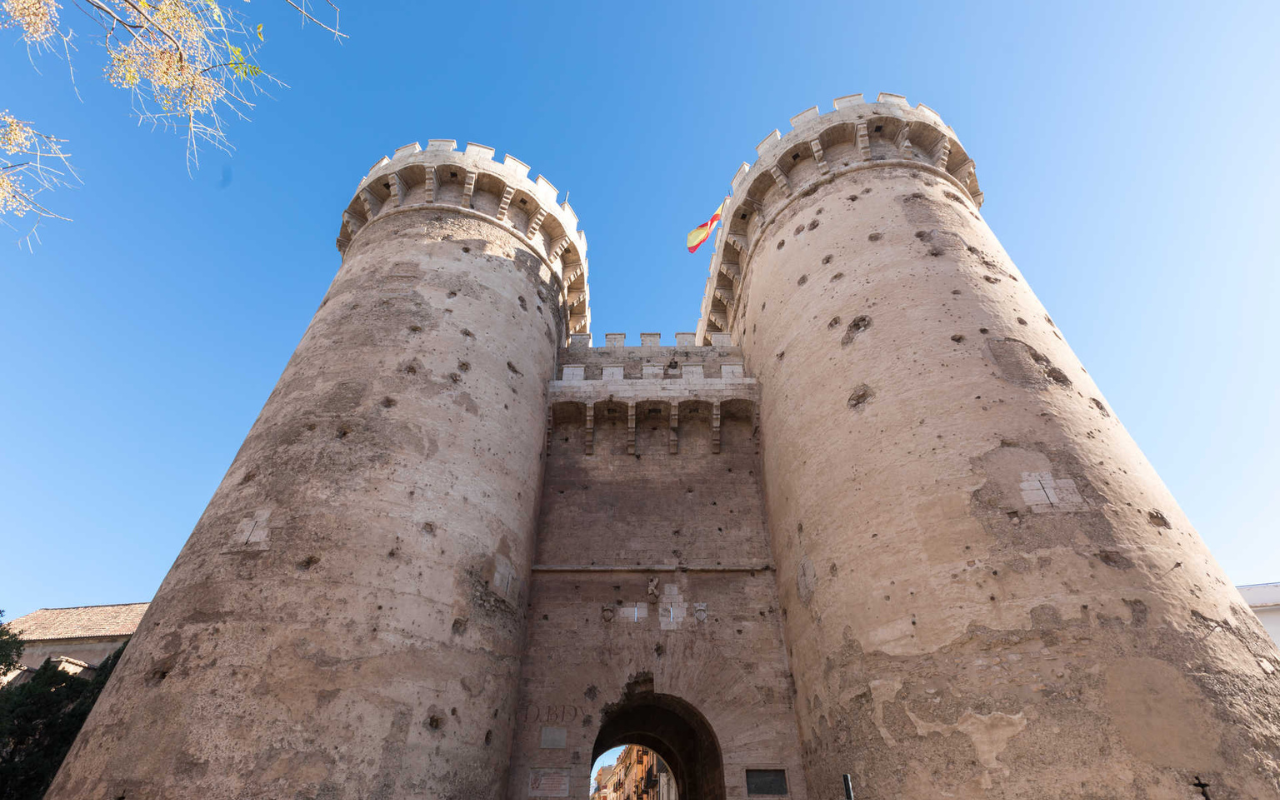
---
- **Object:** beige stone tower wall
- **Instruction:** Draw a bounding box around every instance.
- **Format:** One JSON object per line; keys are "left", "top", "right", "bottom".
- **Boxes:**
{"left": 46, "top": 142, "right": 589, "bottom": 799}
{"left": 697, "top": 94, "right": 1280, "bottom": 798}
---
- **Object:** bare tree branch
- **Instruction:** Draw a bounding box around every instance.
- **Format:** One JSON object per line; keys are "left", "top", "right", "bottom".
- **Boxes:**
{"left": 0, "top": 0, "right": 344, "bottom": 243}
{"left": 282, "top": 0, "right": 345, "bottom": 38}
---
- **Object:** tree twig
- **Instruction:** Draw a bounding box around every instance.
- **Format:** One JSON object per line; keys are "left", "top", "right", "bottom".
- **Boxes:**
{"left": 282, "top": 0, "right": 346, "bottom": 37}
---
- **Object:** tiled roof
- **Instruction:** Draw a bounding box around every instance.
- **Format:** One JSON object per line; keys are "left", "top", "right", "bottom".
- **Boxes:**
{"left": 4, "top": 603, "right": 149, "bottom": 642}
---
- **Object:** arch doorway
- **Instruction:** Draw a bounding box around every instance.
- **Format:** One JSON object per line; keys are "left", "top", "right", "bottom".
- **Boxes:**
{"left": 590, "top": 685, "right": 725, "bottom": 800}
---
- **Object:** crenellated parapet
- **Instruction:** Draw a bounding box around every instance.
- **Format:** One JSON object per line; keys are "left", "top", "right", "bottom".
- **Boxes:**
{"left": 694, "top": 93, "right": 982, "bottom": 344}
{"left": 337, "top": 140, "right": 591, "bottom": 336}
{"left": 548, "top": 339, "right": 757, "bottom": 456}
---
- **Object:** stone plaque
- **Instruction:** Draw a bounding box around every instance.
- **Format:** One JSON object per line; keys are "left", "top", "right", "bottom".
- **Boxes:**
{"left": 746, "top": 768, "right": 789, "bottom": 795}
{"left": 539, "top": 726, "right": 567, "bottom": 749}
{"left": 529, "top": 768, "right": 570, "bottom": 797}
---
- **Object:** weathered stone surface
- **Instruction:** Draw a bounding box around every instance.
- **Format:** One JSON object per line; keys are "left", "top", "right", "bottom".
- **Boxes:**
{"left": 46, "top": 147, "right": 577, "bottom": 800}
{"left": 700, "top": 95, "right": 1280, "bottom": 799}
{"left": 45, "top": 96, "right": 1280, "bottom": 800}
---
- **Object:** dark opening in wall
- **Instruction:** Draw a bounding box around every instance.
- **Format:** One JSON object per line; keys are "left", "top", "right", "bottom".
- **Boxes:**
{"left": 746, "top": 769, "right": 788, "bottom": 795}
{"left": 593, "top": 685, "right": 726, "bottom": 800}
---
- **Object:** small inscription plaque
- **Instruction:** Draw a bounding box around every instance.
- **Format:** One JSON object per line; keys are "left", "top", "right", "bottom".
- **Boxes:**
{"left": 226, "top": 508, "right": 271, "bottom": 553}
{"left": 529, "top": 768, "right": 570, "bottom": 797}
{"left": 540, "top": 726, "right": 567, "bottom": 749}
{"left": 746, "top": 768, "right": 789, "bottom": 795}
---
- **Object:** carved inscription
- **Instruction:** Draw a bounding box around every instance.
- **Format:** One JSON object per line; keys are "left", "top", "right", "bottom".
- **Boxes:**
{"left": 529, "top": 768, "right": 570, "bottom": 797}
{"left": 519, "top": 704, "right": 586, "bottom": 725}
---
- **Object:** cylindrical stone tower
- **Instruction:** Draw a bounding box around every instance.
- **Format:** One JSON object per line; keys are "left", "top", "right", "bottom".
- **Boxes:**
{"left": 47, "top": 141, "right": 590, "bottom": 799}
{"left": 697, "top": 94, "right": 1280, "bottom": 798}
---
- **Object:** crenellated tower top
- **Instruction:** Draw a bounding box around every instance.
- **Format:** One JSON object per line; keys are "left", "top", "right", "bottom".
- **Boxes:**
{"left": 695, "top": 93, "right": 982, "bottom": 344}
{"left": 337, "top": 140, "right": 590, "bottom": 337}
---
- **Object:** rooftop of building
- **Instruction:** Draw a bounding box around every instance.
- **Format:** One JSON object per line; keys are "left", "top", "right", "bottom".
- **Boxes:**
{"left": 5, "top": 603, "right": 149, "bottom": 642}
{"left": 1237, "top": 582, "right": 1280, "bottom": 608}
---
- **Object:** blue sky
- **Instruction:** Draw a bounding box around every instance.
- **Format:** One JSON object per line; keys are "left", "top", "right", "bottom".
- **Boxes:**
{"left": 592, "top": 746, "right": 625, "bottom": 785}
{"left": 2, "top": 1, "right": 1278, "bottom": 622}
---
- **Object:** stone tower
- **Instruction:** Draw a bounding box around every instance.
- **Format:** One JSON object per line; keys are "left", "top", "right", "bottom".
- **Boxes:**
{"left": 695, "top": 93, "right": 1280, "bottom": 797}
{"left": 46, "top": 95, "right": 1280, "bottom": 800}
{"left": 45, "top": 141, "right": 590, "bottom": 799}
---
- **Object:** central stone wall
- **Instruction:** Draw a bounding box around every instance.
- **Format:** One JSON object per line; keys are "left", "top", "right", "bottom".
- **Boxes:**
{"left": 507, "top": 340, "right": 808, "bottom": 800}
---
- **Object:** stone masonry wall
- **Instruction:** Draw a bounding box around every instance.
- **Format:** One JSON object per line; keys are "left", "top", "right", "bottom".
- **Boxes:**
{"left": 44, "top": 96, "right": 1280, "bottom": 800}
{"left": 707, "top": 95, "right": 1280, "bottom": 799}
{"left": 508, "top": 344, "right": 809, "bottom": 800}
{"left": 47, "top": 147, "right": 578, "bottom": 800}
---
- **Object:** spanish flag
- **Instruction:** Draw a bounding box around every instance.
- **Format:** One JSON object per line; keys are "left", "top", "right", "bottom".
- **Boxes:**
{"left": 686, "top": 200, "right": 725, "bottom": 254}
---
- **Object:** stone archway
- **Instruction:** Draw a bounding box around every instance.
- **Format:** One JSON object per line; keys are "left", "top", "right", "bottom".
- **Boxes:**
{"left": 592, "top": 678, "right": 725, "bottom": 800}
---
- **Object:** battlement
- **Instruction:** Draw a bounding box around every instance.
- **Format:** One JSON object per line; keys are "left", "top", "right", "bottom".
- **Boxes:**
{"left": 564, "top": 332, "right": 734, "bottom": 349}
{"left": 555, "top": 333, "right": 746, "bottom": 379}
{"left": 695, "top": 93, "right": 983, "bottom": 344}
{"left": 338, "top": 140, "right": 590, "bottom": 336}
{"left": 549, "top": 338, "right": 756, "bottom": 457}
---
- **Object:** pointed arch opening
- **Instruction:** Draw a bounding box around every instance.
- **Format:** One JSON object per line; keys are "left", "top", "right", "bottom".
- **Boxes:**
{"left": 590, "top": 676, "right": 725, "bottom": 800}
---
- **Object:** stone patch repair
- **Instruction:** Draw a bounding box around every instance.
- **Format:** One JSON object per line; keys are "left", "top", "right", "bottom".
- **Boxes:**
{"left": 1019, "top": 471, "right": 1088, "bottom": 513}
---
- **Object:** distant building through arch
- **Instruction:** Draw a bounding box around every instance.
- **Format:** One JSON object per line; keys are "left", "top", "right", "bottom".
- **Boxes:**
{"left": 591, "top": 689, "right": 722, "bottom": 800}
{"left": 591, "top": 745, "right": 677, "bottom": 800}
